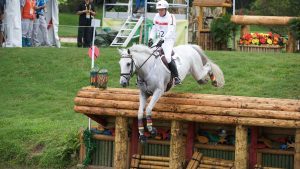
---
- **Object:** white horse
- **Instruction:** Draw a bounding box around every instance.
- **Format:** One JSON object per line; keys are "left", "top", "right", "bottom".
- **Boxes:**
{"left": 118, "top": 44, "right": 224, "bottom": 142}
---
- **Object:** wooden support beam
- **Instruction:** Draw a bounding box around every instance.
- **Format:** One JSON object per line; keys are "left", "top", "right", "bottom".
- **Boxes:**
{"left": 186, "top": 122, "right": 195, "bottom": 161}
{"left": 130, "top": 119, "right": 138, "bottom": 159}
{"left": 240, "top": 25, "right": 250, "bottom": 37}
{"left": 249, "top": 127, "right": 258, "bottom": 169}
{"left": 79, "top": 128, "right": 86, "bottom": 164}
{"left": 114, "top": 116, "right": 128, "bottom": 169}
{"left": 295, "top": 129, "right": 300, "bottom": 169}
{"left": 169, "top": 120, "right": 186, "bottom": 169}
{"left": 235, "top": 125, "right": 248, "bottom": 169}
{"left": 287, "top": 30, "right": 296, "bottom": 53}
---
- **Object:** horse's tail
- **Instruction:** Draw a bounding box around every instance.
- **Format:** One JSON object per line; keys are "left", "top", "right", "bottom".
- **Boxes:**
{"left": 191, "top": 45, "right": 225, "bottom": 88}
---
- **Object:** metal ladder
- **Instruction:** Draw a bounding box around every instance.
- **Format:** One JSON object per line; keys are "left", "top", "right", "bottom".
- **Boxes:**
{"left": 110, "top": 16, "right": 144, "bottom": 47}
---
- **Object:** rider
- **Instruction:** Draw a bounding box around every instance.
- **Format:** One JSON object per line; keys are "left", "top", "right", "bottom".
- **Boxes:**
{"left": 148, "top": 0, "right": 181, "bottom": 85}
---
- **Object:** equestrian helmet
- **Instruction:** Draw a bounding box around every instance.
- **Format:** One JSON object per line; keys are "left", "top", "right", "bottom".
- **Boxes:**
{"left": 156, "top": 0, "right": 169, "bottom": 9}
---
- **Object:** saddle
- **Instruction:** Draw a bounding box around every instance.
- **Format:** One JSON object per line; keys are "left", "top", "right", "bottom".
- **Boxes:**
{"left": 156, "top": 48, "right": 175, "bottom": 92}
{"left": 156, "top": 48, "right": 175, "bottom": 69}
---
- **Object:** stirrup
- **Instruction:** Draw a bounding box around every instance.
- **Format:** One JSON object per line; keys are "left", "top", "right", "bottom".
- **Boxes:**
{"left": 139, "top": 135, "right": 147, "bottom": 143}
{"left": 174, "top": 77, "right": 182, "bottom": 85}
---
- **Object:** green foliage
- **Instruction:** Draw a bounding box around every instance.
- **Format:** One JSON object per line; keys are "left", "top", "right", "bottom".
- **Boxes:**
{"left": 59, "top": 0, "right": 82, "bottom": 13}
{"left": 83, "top": 129, "right": 96, "bottom": 166}
{"left": 210, "top": 14, "right": 238, "bottom": 46}
{"left": 251, "top": 0, "right": 300, "bottom": 16}
{"left": 289, "top": 18, "right": 300, "bottom": 40}
{"left": 58, "top": 0, "right": 68, "bottom": 5}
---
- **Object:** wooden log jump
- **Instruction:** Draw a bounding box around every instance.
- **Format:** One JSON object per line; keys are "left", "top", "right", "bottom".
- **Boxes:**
{"left": 74, "top": 87, "right": 300, "bottom": 169}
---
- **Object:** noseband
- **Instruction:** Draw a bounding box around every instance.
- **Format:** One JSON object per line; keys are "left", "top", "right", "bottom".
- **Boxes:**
{"left": 120, "top": 56, "right": 135, "bottom": 81}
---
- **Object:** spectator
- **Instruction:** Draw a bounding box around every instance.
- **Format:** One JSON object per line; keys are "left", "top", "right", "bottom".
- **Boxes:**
{"left": 76, "top": 0, "right": 96, "bottom": 48}
{"left": 0, "top": 0, "right": 5, "bottom": 47}
{"left": 20, "top": 0, "right": 36, "bottom": 47}
{"left": 133, "top": 0, "right": 145, "bottom": 13}
{"left": 32, "top": 0, "right": 50, "bottom": 47}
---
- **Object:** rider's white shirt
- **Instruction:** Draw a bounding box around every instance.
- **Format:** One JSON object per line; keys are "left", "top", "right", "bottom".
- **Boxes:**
{"left": 149, "top": 11, "right": 176, "bottom": 41}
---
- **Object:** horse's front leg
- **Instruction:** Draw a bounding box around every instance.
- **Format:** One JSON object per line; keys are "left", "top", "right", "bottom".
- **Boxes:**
{"left": 138, "top": 91, "right": 149, "bottom": 140}
{"left": 145, "top": 89, "right": 164, "bottom": 135}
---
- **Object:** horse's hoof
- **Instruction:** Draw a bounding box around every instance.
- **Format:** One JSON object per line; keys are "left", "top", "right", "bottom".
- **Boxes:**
{"left": 150, "top": 127, "right": 157, "bottom": 138}
{"left": 139, "top": 135, "right": 147, "bottom": 143}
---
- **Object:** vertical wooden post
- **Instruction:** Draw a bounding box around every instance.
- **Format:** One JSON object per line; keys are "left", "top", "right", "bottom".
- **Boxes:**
{"left": 287, "top": 30, "right": 296, "bottom": 53}
{"left": 185, "top": 122, "right": 195, "bottom": 161}
{"left": 114, "top": 116, "right": 128, "bottom": 169}
{"left": 79, "top": 128, "right": 86, "bottom": 164}
{"left": 197, "top": 7, "right": 203, "bottom": 47}
{"left": 130, "top": 119, "right": 138, "bottom": 159}
{"left": 170, "top": 120, "right": 186, "bottom": 169}
{"left": 295, "top": 129, "right": 300, "bottom": 169}
{"left": 249, "top": 127, "right": 258, "bottom": 169}
{"left": 240, "top": 25, "right": 250, "bottom": 38}
{"left": 235, "top": 125, "right": 248, "bottom": 169}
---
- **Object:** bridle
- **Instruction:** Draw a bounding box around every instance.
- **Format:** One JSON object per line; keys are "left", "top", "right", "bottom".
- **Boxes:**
{"left": 120, "top": 47, "right": 160, "bottom": 82}
{"left": 120, "top": 55, "right": 135, "bottom": 82}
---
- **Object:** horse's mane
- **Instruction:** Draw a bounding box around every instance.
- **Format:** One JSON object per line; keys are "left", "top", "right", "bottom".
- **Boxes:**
{"left": 129, "top": 44, "right": 152, "bottom": 57}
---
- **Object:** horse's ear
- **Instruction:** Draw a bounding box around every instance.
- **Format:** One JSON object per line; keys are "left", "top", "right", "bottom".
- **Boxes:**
{"left": 127, "top": 49, "right": 131, "bottom": 55}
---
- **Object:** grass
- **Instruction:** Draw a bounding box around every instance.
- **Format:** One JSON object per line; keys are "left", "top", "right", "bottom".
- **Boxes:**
{"left": 59, "top": 7, "right": 103, "bottom": 37}
{"left": 0, "top": 47, "right": 299, "bottom": 168}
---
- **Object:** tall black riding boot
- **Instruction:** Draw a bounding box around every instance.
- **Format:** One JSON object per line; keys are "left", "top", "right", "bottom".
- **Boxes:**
{"left": 168, "top": 60, "right": 181, "bottom": 85}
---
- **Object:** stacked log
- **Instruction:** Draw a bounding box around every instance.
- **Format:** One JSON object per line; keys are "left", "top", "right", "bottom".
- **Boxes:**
{"left": 186, "top": 151, "right": 234, "bottom": 169}
{"left": 74, "top": 87, "right": 300, "bottom": 128}
{"left": 130, "top": 154, "right": 169, "bottom": 169}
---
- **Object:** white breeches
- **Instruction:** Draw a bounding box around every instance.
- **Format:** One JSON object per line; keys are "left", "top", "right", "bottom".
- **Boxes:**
{"left": 161, "top": 39, "right": 174, "bottom": 63}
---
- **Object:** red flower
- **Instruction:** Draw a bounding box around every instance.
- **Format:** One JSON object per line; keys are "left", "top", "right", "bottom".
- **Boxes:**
{"left": 259, "top": 38, "right": 266, "bottom": 44}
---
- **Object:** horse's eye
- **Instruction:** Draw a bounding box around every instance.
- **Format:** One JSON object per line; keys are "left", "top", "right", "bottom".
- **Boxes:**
{"left": 127, "top": 62, "right": 131, "bottom": 66}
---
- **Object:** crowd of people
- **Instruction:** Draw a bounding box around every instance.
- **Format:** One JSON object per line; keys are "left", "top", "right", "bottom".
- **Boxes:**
{"left": 21, "top": 0, "right": 51, "bottom": 47}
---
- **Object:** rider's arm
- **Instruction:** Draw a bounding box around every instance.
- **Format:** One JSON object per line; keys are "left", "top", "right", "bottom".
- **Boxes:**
{"left": 149, "top": 14, "right": 158, "bottom": 40}
{"left": 162, "top": 14, "right": 176, "bottom": 40}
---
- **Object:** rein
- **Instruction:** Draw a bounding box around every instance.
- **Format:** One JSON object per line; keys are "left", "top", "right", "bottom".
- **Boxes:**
{"left": 135, "top": 46, "right": 160, "bottom": 72}
{"left": 120, "top": 46, "right": 160, "bottom": 78}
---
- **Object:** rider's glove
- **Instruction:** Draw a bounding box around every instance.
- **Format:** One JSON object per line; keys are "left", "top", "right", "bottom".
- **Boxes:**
{"left": 156, "top": 39, "right": 164, "bottom": 47}
{"left": 148, "top": 39, "right": 153, "bottom": 47}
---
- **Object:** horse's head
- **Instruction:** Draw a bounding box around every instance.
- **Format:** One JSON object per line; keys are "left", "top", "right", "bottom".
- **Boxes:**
{"left": 118, "top": 48, "right": 136, "bottom": 87}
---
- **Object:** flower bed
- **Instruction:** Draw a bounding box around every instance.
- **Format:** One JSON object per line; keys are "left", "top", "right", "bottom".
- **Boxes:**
{"left": 238, "top": 32, "right": 287, "bottom": 52}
